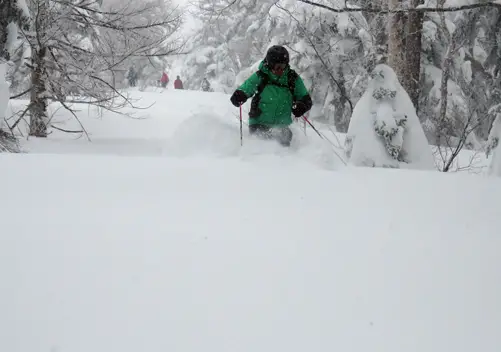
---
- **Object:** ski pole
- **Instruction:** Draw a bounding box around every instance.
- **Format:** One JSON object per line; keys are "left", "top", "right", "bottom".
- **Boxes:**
{"left": 302, "top": 115, "right": 324, "bottom": 139}
{"left": 239, "top": 104, "right": 243, "bottom": 146}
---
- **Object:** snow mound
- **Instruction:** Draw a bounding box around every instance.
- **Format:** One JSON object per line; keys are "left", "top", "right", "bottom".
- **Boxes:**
{"left": 166, "top": 113, "right": 343, "bottom": 169}
{"left": 7, "top": 88, "right": 346, "bottom": 170}
{"left": 1, "top": 153, "right": 501, "bottom": 352}
{"left": 166, "top": 113, "right": 242, "bottom": 157}
{"left": 2, "top": 83, "right": 501, "bottom": 352}
{"left": 346, "top": 64, "right": 435, "bottom": 170}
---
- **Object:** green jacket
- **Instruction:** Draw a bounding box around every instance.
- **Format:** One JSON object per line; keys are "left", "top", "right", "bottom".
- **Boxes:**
{"left": 237, "top": 61, "right": 310, "bottom": 126}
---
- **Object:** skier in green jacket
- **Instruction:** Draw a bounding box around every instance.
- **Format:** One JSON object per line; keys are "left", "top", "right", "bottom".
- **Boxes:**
{"left": 230, "top": 45, "right": 312, "bottom": 147}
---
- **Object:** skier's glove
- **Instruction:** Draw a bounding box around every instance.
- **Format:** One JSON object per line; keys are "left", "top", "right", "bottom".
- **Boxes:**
{"left": 230, "top": 90, "right": 247, "bottom": 107}
{"left": 292, "top": 101, "right": 308, "bottom": 117}
{"left": 292, "top": 95, "right": 312, "bottom": 117}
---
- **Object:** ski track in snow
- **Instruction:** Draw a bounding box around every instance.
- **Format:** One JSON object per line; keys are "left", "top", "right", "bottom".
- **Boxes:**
{"left": 8, "top": 89, "right": 346, "bottom": 171}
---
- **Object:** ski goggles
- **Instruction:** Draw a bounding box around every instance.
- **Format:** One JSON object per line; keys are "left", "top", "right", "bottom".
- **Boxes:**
{"left": 272, "top": 63, "right": 287, "bottom": 70}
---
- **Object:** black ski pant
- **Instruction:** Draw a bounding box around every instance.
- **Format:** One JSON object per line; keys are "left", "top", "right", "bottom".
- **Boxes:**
{"left": 249, "top": 124, "right": 293, "bottom": 147}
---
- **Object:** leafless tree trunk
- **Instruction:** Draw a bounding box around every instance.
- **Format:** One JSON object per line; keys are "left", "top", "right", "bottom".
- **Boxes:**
{"left": 372, "top": 0, "right": 424, "bottom": 108}
{"left": 373, "top": 1, "right": 388, "bottom": 64}
{"left": 435, "top": 4, "right": 460, "bottom": 149}
{"left": 333, "top": 65, "right": 350, "bottom": 132}
{"left": 437, "top": 1, "right": 451, "bottom": 137}
{"left": 28, "top": 0, "right": 49, "bottom": 137}
{"left": 388, "top": 0, "right": 407, "bottom": 92}
{"left": 406, "top": 0, "right": 424, "bottom": 109}
{"left": 29, "top": 46, "right": 48, "bottom": 137}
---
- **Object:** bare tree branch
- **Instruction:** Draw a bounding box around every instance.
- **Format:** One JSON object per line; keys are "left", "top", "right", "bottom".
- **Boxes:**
{"left": 50, "top": 124, "right": 84, "bottom": 134}
{"left": 10, "top": 87, "right": 32, "bottom": 99}
{"left": 275, "top": 3, "right": 354, "bottom": 114}
{"left": 20, "top": 0, "right": 183, "bottom": 137}
{"left": 58, "top": 100, "right": 91, "bottom": 141}
{"left": 299, "top": 0, "right": 501, "bottom": 13}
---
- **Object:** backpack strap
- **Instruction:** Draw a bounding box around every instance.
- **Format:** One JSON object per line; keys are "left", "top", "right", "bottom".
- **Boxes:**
{"left": 287, "top": 69, "right": 298, "bottom": 99}
{"left": 249, "top": 70, "right": 269, "bottom": 118}
{"left": 255, "top": 70, "right": 269, "bottom": 96}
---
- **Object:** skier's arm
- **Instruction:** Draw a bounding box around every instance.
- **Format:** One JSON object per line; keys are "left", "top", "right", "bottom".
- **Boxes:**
{"left": 238, "top": 73, "right": 261, "bottom": 97}
{"left": 230, "top": 73, "right": 261, "bottom": 107}
{"left": 292, "top": 76, "right": 312, "bottom": 117}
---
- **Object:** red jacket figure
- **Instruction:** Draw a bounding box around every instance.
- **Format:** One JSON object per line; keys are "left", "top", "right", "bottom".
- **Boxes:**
{"left": 174, "top": 76, "right": 184, "bottom": 89}
{"left": 160, "top": 72, "right": 169, "bottom": 88}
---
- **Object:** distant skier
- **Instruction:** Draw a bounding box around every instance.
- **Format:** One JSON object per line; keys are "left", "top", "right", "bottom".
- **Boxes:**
{"left": 160, "top": 72, "right": 169, "bottom": 88}
{"left": 174, "top": 76, "right": 184, "bottom": 89}
{"left": 229, "top": 45, "right": 312, "bottom": 147}
{"left": 127, "top": 66, "right": 138, "bottom": 87}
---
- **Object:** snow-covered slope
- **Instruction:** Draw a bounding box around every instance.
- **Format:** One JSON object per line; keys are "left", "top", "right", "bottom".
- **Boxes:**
{"left": 2, "top": 88, "right": 501, "bottom": 352}
{"left": 7, "top": 88, "right": 345, "bottom": 168}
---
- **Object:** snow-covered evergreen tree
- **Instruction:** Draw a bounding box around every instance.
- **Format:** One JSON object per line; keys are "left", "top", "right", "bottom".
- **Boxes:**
{"left": 345, "top": 64, "right": 435, "bottom": 170}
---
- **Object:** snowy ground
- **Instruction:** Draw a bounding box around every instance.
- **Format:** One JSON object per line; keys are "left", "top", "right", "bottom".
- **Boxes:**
{"left": 2, "top": 88, "right": 501, "bottom": 352}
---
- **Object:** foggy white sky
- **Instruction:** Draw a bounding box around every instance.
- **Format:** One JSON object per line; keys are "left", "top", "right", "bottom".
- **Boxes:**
{"left": 101, "top": 0, "right": 199, "bottom": 36}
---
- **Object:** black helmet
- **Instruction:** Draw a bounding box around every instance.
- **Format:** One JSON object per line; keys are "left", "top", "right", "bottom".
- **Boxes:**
{"left": 265, "top": 45, "right": 289, "bottom": 66}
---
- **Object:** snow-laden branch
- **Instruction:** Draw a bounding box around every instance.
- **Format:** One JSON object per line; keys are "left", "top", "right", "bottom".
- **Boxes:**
{"left": 299, "top": 0, "right": 501, "bottom": 13}
{"left": 275, "top": 3, "right": 354, "bottom": 114}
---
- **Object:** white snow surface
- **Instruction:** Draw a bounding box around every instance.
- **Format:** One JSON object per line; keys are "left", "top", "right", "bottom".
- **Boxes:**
{"left": 2, "top": 88, "right": 501, "bottom": 352}
{"left": 5, "top": 22, "right": 19, "bottom": 56}
{"left": 346, "top": 64, "right": 435, "bottom": 169}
